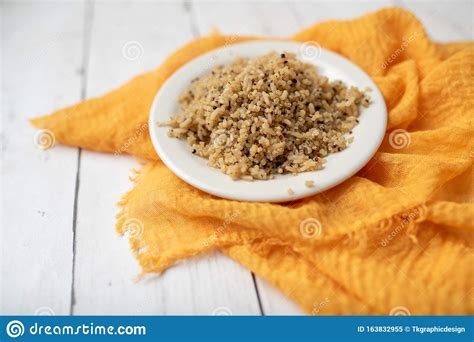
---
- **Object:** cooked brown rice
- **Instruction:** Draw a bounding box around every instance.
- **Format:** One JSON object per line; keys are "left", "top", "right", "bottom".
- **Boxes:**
{"left": 160, "top": 51, "right": 370, "bottom": 180}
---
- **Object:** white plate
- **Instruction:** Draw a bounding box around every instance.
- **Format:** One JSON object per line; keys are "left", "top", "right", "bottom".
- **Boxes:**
{"left": 149, "top": 41, "right": 386, "bottom": 202}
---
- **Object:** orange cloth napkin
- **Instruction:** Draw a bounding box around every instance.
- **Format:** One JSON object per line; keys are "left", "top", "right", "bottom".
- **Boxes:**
{"left": 31, "top": 8, "right": 473, "bottom": 315}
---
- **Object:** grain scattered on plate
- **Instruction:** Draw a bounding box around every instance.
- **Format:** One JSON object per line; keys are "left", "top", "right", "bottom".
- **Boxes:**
{"left": 160, "top": 51, "right": 370, "bottom": 180}
{"left": 287, "top": 188, "right": 295, "bottom": 195}
{"left": 305, "top": 180, "right": 315, "bottom": 188}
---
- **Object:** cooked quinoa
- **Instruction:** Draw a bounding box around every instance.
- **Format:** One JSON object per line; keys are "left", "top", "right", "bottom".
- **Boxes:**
{"left": 305, "top": 180, "right": 315, "bottom": 188}
{"left": 160, "top": 51, "right": 370, "bottom": 180}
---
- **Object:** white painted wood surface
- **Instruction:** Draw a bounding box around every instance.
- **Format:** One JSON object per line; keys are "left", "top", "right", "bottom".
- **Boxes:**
{"left": 1, "top": 0, "right": 472, "bottom": 316}
{"left": 1, "top": 1, "right": 84, "bottom": 316}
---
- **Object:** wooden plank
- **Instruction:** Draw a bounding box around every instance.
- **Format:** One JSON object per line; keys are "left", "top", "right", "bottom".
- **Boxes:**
{"left": 193, "top": 0, "right": 301, "bottom": 37}
{"left": 192, "top": 0, "right": 307, "bottom": 315}
{"left": 290, "top": 0, "right": 397, "bottom": 26}
{"left": 193, "top": 0, "right": 271, "bottom": 36}
{"left": 0, "top": 1, "right": 84, "bottom": 315}
{"left": 399, "top": 0, "right": 472, "bottom": 41}
{"left": 72, "top": 0, "right": 261, "bottom": 315}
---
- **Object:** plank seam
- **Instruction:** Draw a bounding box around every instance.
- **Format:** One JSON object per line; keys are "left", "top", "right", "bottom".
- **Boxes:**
{"left": 251, "top": 273, "right": 265, "bottom": 316}
{"left": 183, "top": 0, "right": 200, "bottom": 38}
{"left": 69, "top": 0, "right": 94, "bottom": 316}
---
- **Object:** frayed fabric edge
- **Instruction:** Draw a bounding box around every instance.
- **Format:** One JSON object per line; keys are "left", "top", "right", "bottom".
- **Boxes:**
{"left": 116, "top": 160, "right": 430, "bottom": 279}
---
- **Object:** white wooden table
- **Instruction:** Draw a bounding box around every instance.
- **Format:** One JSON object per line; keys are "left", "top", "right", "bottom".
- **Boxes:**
{"left": 1, "top": 0, "right": 472, "bottom": 316}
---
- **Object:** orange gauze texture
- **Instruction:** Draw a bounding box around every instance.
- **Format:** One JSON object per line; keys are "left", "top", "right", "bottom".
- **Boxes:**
{"left": 31, "top": 8, "right": 473, "bottom": 314}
